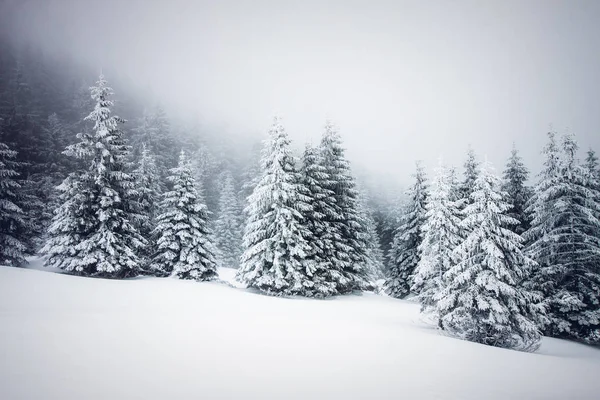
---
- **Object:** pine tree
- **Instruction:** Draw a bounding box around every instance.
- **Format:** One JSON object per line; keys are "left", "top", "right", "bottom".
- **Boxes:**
{"left": 0, "top": 139, "right": 32, "bottom": 266}
{"left": 237, "top": 117, "right": 314, "bottom": 296}
{"left": 435, "top": 161, "right": 542, "bottom": 351}
{"left": 525, "top": 133, "right": 600, "bottom": 344}
{"left": 585, "top": 149, "right": 600, "bottom": 188}
{"left": 319, "top": 121, "right": 372, "bottom": 292}
{"left": 412, "top": 161, "right": 462, "bottom": 318}
{"left": 502, "top": 144, "right": 532, "bottom": 234}
{"left": 385, "top": 161, "right": 428, "bottom": 298}
{"left": 42, "top": 75, "right": 146, "bottom": 278}
{"left": 151, "top": 151, "right": 218, "bottom": 280}
{"left": 213, "top": 169, "right": 243, "bottom": 269}
{"left": 460, "top": 147, "right": 480, "bottom": 202}
{"left": 298, "top": 143, "right": 339, "bottom": 297}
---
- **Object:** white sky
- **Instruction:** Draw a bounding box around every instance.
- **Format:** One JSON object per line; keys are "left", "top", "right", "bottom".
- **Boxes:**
{"left": 6, "top": 0, "right": 600, "bottom": 184}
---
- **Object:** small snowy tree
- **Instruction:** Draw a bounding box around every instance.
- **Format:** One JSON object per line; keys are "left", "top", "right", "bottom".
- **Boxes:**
{"left": 502, "top": 144, "right": 532, "bottom": 234}
{"left": 412, "top": 161, "right": 462, "bottom": 318}
{"left": 42, "top": 75, "right": 146, "bottom": 278}
{"left": 0, "top": 140, "right": 31, "bottom": 266}
{"left": 385, "top": 161, "right": 428, "bottom": 298}
{"left": 151, "top": 151, "right": 218, "bottom": 281}
{"left": 435, "top": 161, "right": 542, "bottom": 351}
{"left": 525, "top": 133, "right": 600, "bottom": 343}
{"left": 213, "top": 170, "right": 243, "bottom": 268}
{"left": 237, "top": 117, "right": 314, "bottom": 295}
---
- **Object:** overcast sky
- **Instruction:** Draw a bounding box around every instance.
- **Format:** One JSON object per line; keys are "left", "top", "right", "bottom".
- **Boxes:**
{"left": 5, "top": 0, "right": 600, "bottom": 184}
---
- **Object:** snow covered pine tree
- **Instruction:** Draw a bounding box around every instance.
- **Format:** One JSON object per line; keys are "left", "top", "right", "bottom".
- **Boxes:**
{"left": 151, "top": 151, "right": 218, "bottom": 281}
{"left": 318, "top": 121, "right": 372, "bottom": 293}
{"left": 525, "top": 133, "right": 600, "bottom": 344}
{"left": 0, "top": 139, "right": 33, "bottom": 266}
{"left": 412, "top": 162, "right": 462, "bottom": 319}
{"left": 237, "top": 117, "right": 314, "bottom": 295}
{"left": 42, "top": 75, "right": 146, "bottom": 278}
{"left": 435, "top": 161, "right": 542, "bottom": 351}
{"left": 385, "top": 161, "right": 428, "bottom": 298}
{"left": 502, "top": 144, "right": 532, "bottom": 234}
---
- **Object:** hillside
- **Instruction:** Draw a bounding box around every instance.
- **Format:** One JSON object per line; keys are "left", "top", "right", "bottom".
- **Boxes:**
{"left": 0, "top": 264, "right": 599, "bottom": 400}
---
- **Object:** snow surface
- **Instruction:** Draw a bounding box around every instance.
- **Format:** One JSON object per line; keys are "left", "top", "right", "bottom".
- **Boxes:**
{"left": 1, "top": 262, "right": 599, "bottom": 400}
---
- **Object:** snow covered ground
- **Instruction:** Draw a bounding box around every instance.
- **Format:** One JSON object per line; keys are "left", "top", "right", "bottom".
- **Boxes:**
{"left": 1, "top": 262, "right": 599, "bottom": 400}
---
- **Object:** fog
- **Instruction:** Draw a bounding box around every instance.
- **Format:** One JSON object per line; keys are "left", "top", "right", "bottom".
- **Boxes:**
{"left": 4, "top": 0, "right": 600, "bottom": 184}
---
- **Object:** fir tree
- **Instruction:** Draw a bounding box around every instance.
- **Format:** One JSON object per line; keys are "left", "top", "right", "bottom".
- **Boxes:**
{"left": 0, "top": 139, "right": 32, "bottom": 266}
{"left": 435, "top": 161, "right": 542, "bottom": 351}
{"left": 298, "top": 143, "right": 339, "bottom": 297}
{"left": 412, "top": 161, "right": 462, "bottom": 318}
{"left": 319, "top": 121, "right": 372, "bottom": 292}
{"left": 42, "top": 75, "right": 146, "bottom": 278}
{"left": 213, "top": 169, "right": 243, "bottom": 269}
{"left": 237, "top": 117, "right": 314, "bottom": 295}
{"left": 385, "top": 161, "right": 428, "bottom": 298}
{"left": 502, "top": 144, "right": 532, "bottom": 234}
{"left": 151, "top": 151, "right": 218, "bottom": 281}
{"left": 525, "top": 133, "right": 600, "bottom": 344}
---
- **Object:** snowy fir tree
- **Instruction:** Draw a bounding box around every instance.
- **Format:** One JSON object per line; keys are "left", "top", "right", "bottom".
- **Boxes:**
{"left": 525, "top": 133, "right": 600, "bottom": 344}
{"left": 318, "top": 121, "right": 372, "bottom": 292}
{"left": 0, "top": 139, "right": 33, "bottom": 266}
{"left": 385, "top": 161, "right": 428, "bottom": 298}
{"left": 213, "top": 169, "right": 243, "bottom": 269}
{"left": 237, "top": 117, "right": 314, "bottom": 295}
{"left": 297, "top": 143, "right": 340, "bottom": 297}
{"left": 42, "top": 75, "right": 146, "bottom": 278}
{"left": 412, "top": 161, "right": 462, "bottom": 318}
{"left": 502, "top": 144, "right": 532, "bottom": 234}
{"left": 435, "top": 161, "right": 542, "bottom": 351}
{"left": 459, "top": 147, "right": 480, "bottom": 203}
{"left": 131, "top": 143, "right": 163, "bottom": 264}
{"left": 151, "top": 151, "right": 218, "bottom": 281}
{"left": 585, "top": 149, "right": 600, "bottom": 189}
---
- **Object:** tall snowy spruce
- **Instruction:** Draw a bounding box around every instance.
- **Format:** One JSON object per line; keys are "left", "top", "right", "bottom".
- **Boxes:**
{"left": 318, "top": 121, "right": 372, "bottom": 292}
{"left": 0, "top": 139, "right": 34, "bottom": 266}
{"left": 151, "top": 151, "right": 218, "bottom": 281}
{"left": 385, "top": 161, "right": 428, "bottom": 298}
{"left": 412, "top": 162, "right": 462, "bottom": 318}
{"left": 525, "top": 133, "right": 600, "bottom": 344}
{"left": 42, "top": 75, "right": 146, "bottom": 278}
{"left": 502, "top": 144, "right": 532, "bottom": 234}
{"left": 298, "top": 143, "right": 340, "bottom": 297}
{"left": 213, "top": 169, "right": 243, "bottom": 269}
{"left": 435, "top": 161, "right": 542, "bottom": 351}
{"left": 237, "top": 118, "right": 314, "bottom": 295}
